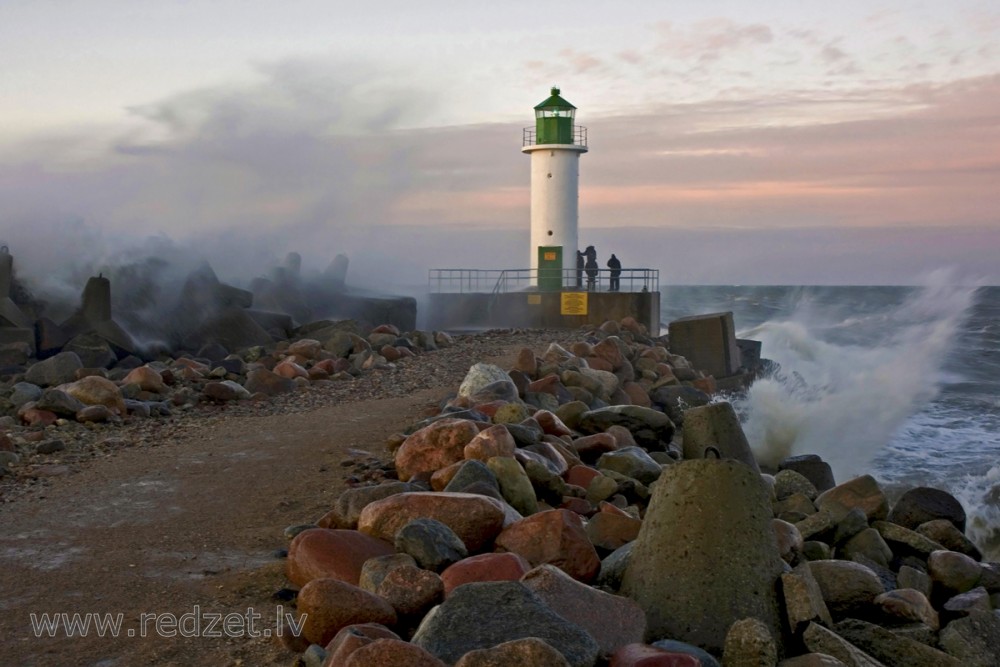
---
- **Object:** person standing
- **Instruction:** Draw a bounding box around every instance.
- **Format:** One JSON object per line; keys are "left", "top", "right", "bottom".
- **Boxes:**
{"left": 607, "top": 253, "right": 621, "bottom": 291}
{"left": 584, "top": 246, "right": 598, "bottom": 291}
{"left": 576, "top": 250, "right": 584, "bottom": 288}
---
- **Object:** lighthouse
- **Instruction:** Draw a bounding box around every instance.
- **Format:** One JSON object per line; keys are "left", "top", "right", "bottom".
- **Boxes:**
{"left": 522, "top": 87, "right": 588, "bottom": 289}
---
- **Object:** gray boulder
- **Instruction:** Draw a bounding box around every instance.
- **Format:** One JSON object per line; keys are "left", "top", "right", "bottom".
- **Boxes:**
{"left": 395, "top": 518, "right": 467, "bottom": 572}
{"left": 9, "top": 382, "right": 42, "bottom": 408}
{"left": 596, "top": 447, "right": 663, "bottom": 486}
{"left": 411, "top": 581, "right": 599, "bottom": 667}
{"left": 938, "top": 610, "right": 1000, "bottom": 667}
{"left": 779, "top": 454, "right": 836, "bottom": 493}
{"left": 25, "top": 351, "right": 83, "bottom": 387}
{"left": 458, "top": 364, "right": 512, "bottom": 398}
{"left": 34, "top": 388, "right": 86, "bottom": 417}
{"left": 834, "top": 618, "right": 960, "bottom": 667}
{"left": 619, "top": 459, "right": 785, "bottom": 654}
{"left": 802, "top": 623, "right": 885, "bottom": 667}
{"left": 332, "top": 481, "right": 414, "bottom": 528}
{"left": 808, "top": 560, "right": 885, "bottom": 620}
{"left": 888, "top": 486, "right": 967, "bottom": 533}
{"left": 64, "top": 333, "right": 117, "bottom": 368}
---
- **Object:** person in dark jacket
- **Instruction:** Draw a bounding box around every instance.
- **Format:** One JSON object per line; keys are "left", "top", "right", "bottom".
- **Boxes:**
{"left": 584, "top": 246, "right": 598, "bottom": 291}
{"left": 607, "top": 253, "right": 622, "bottom": 291}
{"left": 576, "top": 250, "right": 584, "bottom": 288}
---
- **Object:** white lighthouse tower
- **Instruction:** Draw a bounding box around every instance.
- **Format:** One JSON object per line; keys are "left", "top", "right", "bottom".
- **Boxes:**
{"left": 522, "top": 87, "right": 588, "bottom": 289}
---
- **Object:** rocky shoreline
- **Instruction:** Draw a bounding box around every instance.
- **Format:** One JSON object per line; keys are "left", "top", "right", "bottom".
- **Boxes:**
{"left": 272, "top": 317, "right": 1000, "bottom": 666}
{"left": 0, "top": 322, "right": 574, "bottom": 502}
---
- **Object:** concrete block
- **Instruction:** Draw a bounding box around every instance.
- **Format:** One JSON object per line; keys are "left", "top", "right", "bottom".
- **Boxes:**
{"left": 668, "top": 312, "right": 740, "bottom": 378}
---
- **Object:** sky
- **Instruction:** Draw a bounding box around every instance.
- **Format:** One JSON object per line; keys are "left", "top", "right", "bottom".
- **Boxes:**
{"left": 1, "top": 0, "right": 998, "bottom": 289}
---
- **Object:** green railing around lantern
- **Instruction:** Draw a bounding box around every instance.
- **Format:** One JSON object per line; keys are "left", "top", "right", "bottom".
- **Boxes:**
{"left": 522, "top": 125, "right": 588, "bottom": 148}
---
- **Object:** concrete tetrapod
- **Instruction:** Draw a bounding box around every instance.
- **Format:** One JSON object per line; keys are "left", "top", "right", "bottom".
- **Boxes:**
{"left": 619, "top": 459, "right": 785, "bottom": 655}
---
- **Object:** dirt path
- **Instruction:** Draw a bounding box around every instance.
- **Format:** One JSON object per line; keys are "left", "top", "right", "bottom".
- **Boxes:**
{"left": 0, "top": 332, "right": 569, "bottom": 667}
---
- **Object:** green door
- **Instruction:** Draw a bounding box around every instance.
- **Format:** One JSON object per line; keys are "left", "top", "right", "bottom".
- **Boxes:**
{"left": 538, "top": 246, "right": 563, "bottom": 291}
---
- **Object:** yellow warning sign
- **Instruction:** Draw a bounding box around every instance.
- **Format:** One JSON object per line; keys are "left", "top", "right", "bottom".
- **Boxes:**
{"left": 527, "top": 294, "right": 542, "bottom": 305}
{"left": 543, "top": 251, "right": 557, "bottom": 261}
{"left": 561, "top": 292, "right": 588, "bottom": 315}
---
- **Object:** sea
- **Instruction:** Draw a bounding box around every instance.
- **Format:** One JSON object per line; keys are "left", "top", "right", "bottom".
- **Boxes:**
{"left": 659, "top": 274, "right": 1000, "bottom": 560}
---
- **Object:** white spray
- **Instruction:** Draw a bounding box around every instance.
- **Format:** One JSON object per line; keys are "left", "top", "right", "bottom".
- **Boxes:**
{"left": 736, "top": 271, "right": 977, "bottom": 483}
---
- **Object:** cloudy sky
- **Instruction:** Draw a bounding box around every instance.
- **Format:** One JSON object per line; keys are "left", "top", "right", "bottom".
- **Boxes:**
{"left": 1, "top": 0, "right": 998, "bottom": 288}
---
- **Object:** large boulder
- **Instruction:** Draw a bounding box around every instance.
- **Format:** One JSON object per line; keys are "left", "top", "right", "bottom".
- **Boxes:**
{"left": 458, "top": 364, "right": 514, "bottom": 398}
{"left": 494, "top": 509, "right": 601, "bottom": 583}
{"left": 411, "top": 581, "right": 599, "bottom": 667}
{"left": 60, "top": 376, "right": 127, "bottom": 415}
{"left": 815, "top": 476, "right": 889, "bottom": 523}
{"left": 395, "top": 419, "right": 480, "bottom": 482}
{"left": 888, "top": 487, "right": 967, "bottom": 533}
{"left": 296, "top": 577, "right": 396, "bottom": 646}
{"left": 287, "top": 528, "right": 396, "bottom": 587}
{"left": 24, "top": 351, "right": 83, "bottom": 387}
{"left": 619, "top": 460, "right": 785, "bottom": 654}
{"left": 576, "top": 406, "right": 675, "bottom": 451}
{"left": 807, "top": 560, "right": 884, "bottom": 620}
{"left": 522, "top": 564, "right": 646, "bottom": 659}
{"left": 357, "top": 492, "right": 506, "bottom": 553}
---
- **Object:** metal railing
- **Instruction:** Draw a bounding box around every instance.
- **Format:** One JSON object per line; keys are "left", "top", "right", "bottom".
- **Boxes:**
{"left": 522, "top": 125, "right": 588, "bottom": 148}
{"left": 429, "top": 268, "right": 658, "bottom": 294}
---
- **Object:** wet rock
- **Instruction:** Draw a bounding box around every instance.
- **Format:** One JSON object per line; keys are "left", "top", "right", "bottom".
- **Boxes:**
{"left": 888, "top": 486, "right": 966, "bottom": 532}
{"left": 775, "top": 469, "right": 820, "bottom": 501}
{"left": 495, "top": 509, "right": 601, "bottom": 583}
{"left": 522, "top": 564, "right": 646, "bottom": 658}
{"left": 840, "top": 529, "right": 893, "bottom": 570}
{"left": 395, "top": 419, "right": 480, "bottom": 482}
{"left": 773, "top": 519, "right": 805, "bottom": 565}
{"left": 297, "top": 577, "right": 397, "bottom": 647}
{"left": 815, "top": 476, "right": 888, "bottom": 523}
{"left": 620, "top": 460, "right": 785, "bottom": 654}
{"left": 286, "top": 528, "right": 396, "bottom": 587}
{"left": 942, "top": 585, "right": 991, "bottom": 618}
{"left": 411, "top": 581, "right": 599, "bottom": 667}
{"left": 871, "top": 521, "right": 944, "bottom": 558}
{"left": 927, "top": 549, "right": 982, "bottom": 596}
{"left": 358, "top": 492, "right": 506, "bottom": 553}
{"left": 395, "top": 518, "right": 468, "bottom": 572}
{"left": 779, "top": 455, "right": 837, "bottom": 493}
{"left": 916, "top": 519, "right": 981, "bottom": 560}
